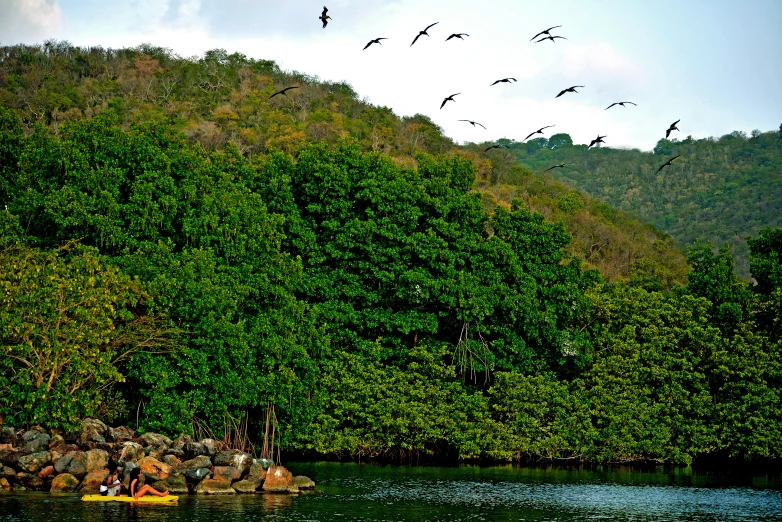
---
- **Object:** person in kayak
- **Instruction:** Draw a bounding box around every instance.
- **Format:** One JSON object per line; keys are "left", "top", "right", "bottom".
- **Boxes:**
{"left": 128, "top": 467, "right": 170, "bottom": 499}
{"left": 99, "top": 461, "right": 126, "bottom": 496}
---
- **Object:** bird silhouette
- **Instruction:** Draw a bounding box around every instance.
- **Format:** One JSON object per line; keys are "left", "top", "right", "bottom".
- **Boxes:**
{"left": 588, "top": 135, "right": 607, "bottom": 148}
{"left": 655, "top": 155, "right": 681, "bottom": 173}
{"left": 665, "top": 119, "right": 681, "bottom": 138}
{"left": 524, "top": 125, "right": 555, "bottom": 141}
{"left": 543, "top": 163, "right": 572, "bottom": 172}
{"left": 556, "top": 85, "right": 584, "bottom": 98}
{"left": 536, "top": 36, "right": 568, "bottom": 43}
{"left": 458, "top": 119, "right": 486, "bottom": 129}
{"left": 530, "top": 25, "right": 562, "bottom": 41}
{"left": 446, "top": 33, "right": 469, "bottom": 41}
{"left": 605, "top": 101, "right": 637, "bottom": 110}
{"left": 484, "top": 144, "right": 506, "bottom": 152}
{"left": 269, "top": 86, "right": 299, "bottom": 99}
{"left": 411, "top": 22, "right": 439, "bottom": 46}
{"left": 319, "top": 6, "right": 331, "bottom": 28}
{"left": 363, "top": 38, "right": 388, "bottom": 50}
{"left": 490, "top": 78, "right": 517, "bottom": 86}
{"left": 440, "top": 93, "right": 460, "bottom": 109}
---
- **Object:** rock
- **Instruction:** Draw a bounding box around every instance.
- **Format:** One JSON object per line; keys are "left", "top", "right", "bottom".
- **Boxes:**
{"left": 199, "top": 438, "right": 220, "bottom": 456}
{"left": 81, "top": 418, "right": 108, "bottom": 436}
{"left": 78, "top": 469, "right": 108, "bottom": 492}
{"left": 17, "top": 451, "right": 51, "bottom": 473}
{"left": 171, "top": 434, "right": 192, "bottom": 451}
{"left": 212, "top": 466, "right": 241, "bottom": 483}
{"left": 0, "top": 448, "right": 28, "bottom": 467}
{"left": 66, "top": 449, "right": 108, "bottom": 477}
{"left": 182, "top": 455, "right": 212, "bottom": 471}
{"left": 48, "top": 434, "right": 65, "bottom": 449}
{"left": 249, "top": 460, "right": 267, "bottom": 481}
{"left": 37, "top": 465, "right": 56, "bottom": 480}
{"left": 62, "top": 431, "right": 79, "bottom": 444}
{"left": 262, "top": 465, "right": 293, "bottom": 493}
{"left": 117, "top": 442, "right": 145, "bottom": 464}
{"left": 83, "top": 441, "right": 112, "bottom": 452}
{"left": 140, "top": 432, "right": 172, "bottom": 450}
{"left": 121, "top": 461, "right": 139, "bottom": 478}
{"left": 163, "top": 448, "right": 185, "bottom": 459}
{"left": 78, "top": 419, "right": 108, "bottom": 447}
{"left": 22, "top": 475, "right": 45, "bottom": 490}
{"left": 0, "top": 428, "right": 16, "bottom": 445}
{"left": 184, "top": 442, "right": 207, "bottom": 460}
{"left": 194, "top": 477, "right": 235, "bottom": 495}
{"left": 50, "top": 444, "right": 79, "bottom": 461}
{"left": 152, "top": 473, "right": 188, "bottom": 494}
{"left": 292, "top": 476, "right": 315, "bottom": 489}
{"left": 255, "top": 458, "right": 274, "bottom": 470}
{"left": 109, "top": 426, "right": 136, "bottom": 443}
{"left": 1, "top": 465, "right": 16, "bottom": 479}
{"left": 138, "top": 456, "right": 172, "bottom": 481}
{"left": 185, "top": 468, "right": 212, "bottom": 480}
{"left": 0, "top": 477, "right": 10, "bottom": 490}
{"left": 287, "top": 484, "right": 300, "bottom": 493}
{"left": 54, "top": 451, "right": 78, "bottom": 474}
{"left": 22, "top": 430, "right": 50, "bottom": 453}
{"left": 162, "top": 454, "right": 183, "bottom": 470}
{"left": 232, "top": 478, "right": 262, "bottom": 494}
{"left": 214, "top": 450, "right": 252, "bottom": 475}
{"left": 50, "top": 473, "right": 79, "bottom": 492}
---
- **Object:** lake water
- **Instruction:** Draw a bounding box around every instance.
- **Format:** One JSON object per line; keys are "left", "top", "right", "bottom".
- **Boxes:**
{"left": 2, "top": 462, "right": 781, "bottom": 521}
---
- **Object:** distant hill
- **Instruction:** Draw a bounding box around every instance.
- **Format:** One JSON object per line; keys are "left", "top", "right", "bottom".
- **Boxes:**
{"left": 0, "top": 41, "right": 686, "bottom": 285}
{"left": 471, "top": 131, "right": 782, "bottom": 278}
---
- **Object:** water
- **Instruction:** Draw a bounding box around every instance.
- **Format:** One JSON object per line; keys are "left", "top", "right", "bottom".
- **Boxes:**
{"left": 2, "top": 462, "right": 781, "bottom": 521}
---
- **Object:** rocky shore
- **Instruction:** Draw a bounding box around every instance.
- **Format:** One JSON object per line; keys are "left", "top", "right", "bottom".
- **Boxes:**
{"left": 0, "top": 418, "right": 314, "bottom": 494}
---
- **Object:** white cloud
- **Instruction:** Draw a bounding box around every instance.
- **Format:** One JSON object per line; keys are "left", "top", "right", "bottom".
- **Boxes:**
{"left": 0, "top": 0, "right": 62, "bottom": 43}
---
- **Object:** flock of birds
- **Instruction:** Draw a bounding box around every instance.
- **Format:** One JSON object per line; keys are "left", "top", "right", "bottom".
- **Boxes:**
{"left": 268, "top": 6, "right": 684, "bottom": 176}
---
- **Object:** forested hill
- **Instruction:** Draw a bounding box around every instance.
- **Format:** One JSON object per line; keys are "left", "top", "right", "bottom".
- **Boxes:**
{"left": 0, "top": 41, "right": 686, "bottom": 285}
{"left": 478, "top": 131, "right": 782, "bottom": 278}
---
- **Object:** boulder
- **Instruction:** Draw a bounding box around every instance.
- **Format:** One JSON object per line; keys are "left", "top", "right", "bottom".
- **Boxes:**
{"left": 62, "top": 431, "right": 79, "bottom": 444}
{"left": 232, "top": 478, "right": 262, "bottom": 493}
{"left": 0, "top": 448, "right": 28, "bottom": 467}
{"left": 140, "top": 432, "right": 171, "bottom": 450}
{"left": 262, "top": 465, "right": 293, "bottom": 493}
{"left": 50, "top": 473, "right": 79, "bottom": 492}
{"left": 182, "top": 455, "right": 212, "bottom": 471}
{"left": 78, "top": 419, "right": 108, "bottom": 447}
{"left": 0, "top": 427, "right": 16, "bottom": 446}
{"left": 184, "top": 442, "right": 207, "bottom": 460}
{"left": 21, "top": 475, "right": 45, "bottom": 490}
{"left": 48, "top": 434, "right": 65, "bottom": 449}
{"left": 171, "top": 434, "right": 192, "bottom": 451}
{"left": 1, "top": 465, "right": 16, "bottom": 479}
{"left": 50, "top": 444, "right": 79, "bottom": 462}
{"left": 152, "top": 473, "right": 188, "bottom": 494}
{"left": 162, "top": 454, "right": 183, "bottom": 470}
{"left": 194, "top": 477, "right": 235, "bottom": 495}
{"left": 118, "top": 442, "right": 145, "bottom": 464}
{"left": 212, "top": 466, "right": 241, "bottom": 483}
{"left": 109, "top": 426, "right": 136, "bottom": 443}
{"left": 54, "top": 451, "right": 79, "bottom": 474}
{"left": 66, "top": 449, "right": 108, "bottom": 477}
{"left": 121, "top": 461, "right": 139, "bottom": 478}
{"left": 214, "top": 450, "right": 252, "bottom": 475}
{"left": 292, "top": 476, "right": 315, "bottom": 489}
{"left": 0, "top": 477, "right": 10, "bottom": 490}
{"left": 249, "top": 460, "right": 267, "bottom": 481}
{"left": 37, "top": 465, "right": 56, "bottom": 480}
{"left": 78, "top": 469, "right": 108, "bottom": 492}
{"left": 17, "top": 451, "right": 51, "bottom": 473}
{"left": 22, "top": 430, "right": 50, "bottom": 453}
{"left": 163, "top": 448, "right": 185, "bottom": 459}
{"left": 138, "top": 456, "right": 173, "bottom": 481}
{"left": 185, "top": 468, "right": 212, "bottom": 481}
{"left": 199, "top": 438, "right": 220, "bottom": 456}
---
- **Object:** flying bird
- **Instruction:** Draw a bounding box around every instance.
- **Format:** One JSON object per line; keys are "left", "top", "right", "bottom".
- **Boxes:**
{"left": 655, "top": 155, "right": 681, "bottom": 174}
{"left": 665, "top": 119, "right": 681, "bottom": 138}
{"left": 363, "top": 38, "right": 388, "bottom": 50}
{"left": 588, "top": 135, "right": 607, "bottom": 148}
{"left": 556, "top": 85, "right": 584, "bottom": 98}
{"left": 536, "top": 36, "right": 568, "bottom": 43}
{"left": 411, "top": 22, "right": 439, "bottom": 47}
{"left": 490, "top": 78, "right": 517, "bottom": 86}
{"left": 524, "top": 125, "right": 555, "bottom": 141}
{"left": 458, "top": 119, "right": 486, "bottom": 129}
{"left": 319, "top": 6, "right": 331, "bottom": 28}
{"left": 446, "top": 33, "right": 469, "bottom": 41}
{"left": 484, "top": 144, "right": 505, "bottom": 152}
{"left": 605, "top": 101, "right": 637, "bottom": 110}
{"left": 530, "top": 25, "right": 562, "bottom": 41}
{"left": 543, "top": 163, "right": 572, "bottom": 172}
{"left": 269, "top": 86, "right": 299, "bottom": 99}
{"left": 440, "top": 93, "right": 460, "bottom": 109}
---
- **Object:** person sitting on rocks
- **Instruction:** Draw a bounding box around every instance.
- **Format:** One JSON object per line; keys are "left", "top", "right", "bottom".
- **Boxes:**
{"left": 99, "top": 461, "right": 125, "bottom": 496}
{"left": 128, "top": 467, "right": 170, "bottom": 499}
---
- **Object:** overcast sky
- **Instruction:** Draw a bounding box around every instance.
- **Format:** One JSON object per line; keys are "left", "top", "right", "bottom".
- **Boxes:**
{"left": 2, "top": 0, "right": 781, "bottom": 150}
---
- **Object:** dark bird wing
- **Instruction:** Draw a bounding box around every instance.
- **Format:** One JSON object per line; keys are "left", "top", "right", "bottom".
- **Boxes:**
{"left": 446, "top": 34, "right": 456, "bottom": 41}
{"left": 535, "top": 37, "right": 551, "bottom": 43}
{"left": 671, "top": 119, "right": 680, "bottom": 127}
{"left": 556, "top": 89, "right": 567, "bottom": 98}
{"left": 655, "top": 155, "right": 681, "bottom": 173}
{"left": 484, "top": 145, "right": 499, "bottom": 152}
{"left": 424, "top": 22, "right": 439, "bottom": 32}
{"left": 530, "top": 25, "right": 561, "bottom": 41}
{"left": 321, "top": 6, "right": 328, "bottom": 17}
{"left": 541, "top": 125, "right": 554, "bottom": 131}
{"left": 625, "top": 101, "right": 637, "bottom": 106}
{"left": 363, "top": 41, "right": 373, "bottom": 50}
{"left": 524, "top": 131, "right": 536, "bottom": 141}
{"left": 475, "top": 122, "right": 486, "bottom": 129}
{"left": 410, "top": 33, "right": 422, "bottom": 46}
{"left": 552, "top": 36, "right": 568, "bottom": 40}
{"left": 440, "top": 98, "right": 449, "bottom": 109}
{"left": 490, "top": 80, "right": 501, "bottom": 86}
{"left": 321, "top": 17, "right": 328, "bottom": 28}
{"left": 605, "top": 103, "right": 619, "bottom": 110}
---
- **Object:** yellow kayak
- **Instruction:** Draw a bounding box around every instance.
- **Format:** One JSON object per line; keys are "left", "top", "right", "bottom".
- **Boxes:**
{"left": 81, "top": 494, "right": 179, "bottom": 503}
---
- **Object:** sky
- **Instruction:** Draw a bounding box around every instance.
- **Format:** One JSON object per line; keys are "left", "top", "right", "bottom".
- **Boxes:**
{"left": 1, "top": 0, "right": 781, "bottom": 150}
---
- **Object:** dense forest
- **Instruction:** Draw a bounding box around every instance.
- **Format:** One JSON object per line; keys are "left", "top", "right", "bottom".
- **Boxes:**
{"left": 477, "top": 130, "right": 782, "bottom": 279}
{"left": 1, "top": 43, "right": 781, "bottom": 466}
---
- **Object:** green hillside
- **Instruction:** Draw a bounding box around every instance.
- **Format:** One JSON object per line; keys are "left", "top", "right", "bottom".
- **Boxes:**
{"left": 476, "top": 131, "right": 782, "bottom": 279}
